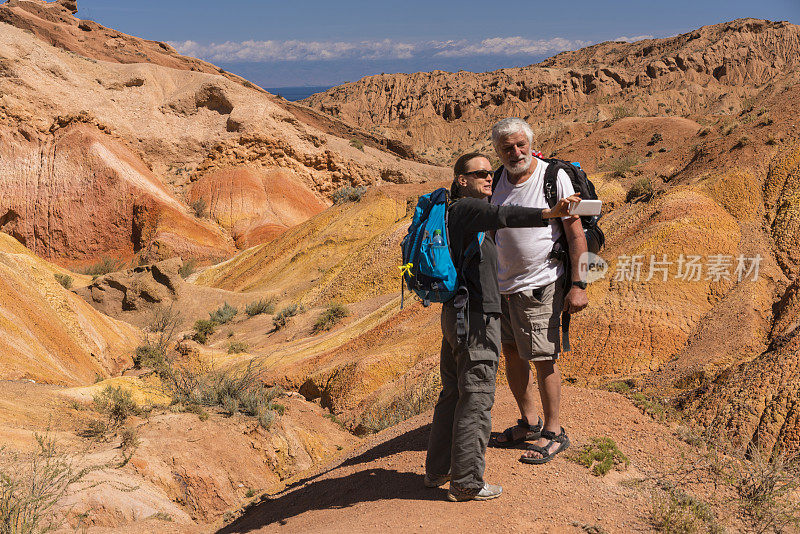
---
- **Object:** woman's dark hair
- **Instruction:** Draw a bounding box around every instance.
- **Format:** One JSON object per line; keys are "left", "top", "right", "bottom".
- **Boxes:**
{"left": 453, "top": 152, "right": 488, "bottom": 178}
{"left": 451, "top": 152, "right": 489, "bottom": 198}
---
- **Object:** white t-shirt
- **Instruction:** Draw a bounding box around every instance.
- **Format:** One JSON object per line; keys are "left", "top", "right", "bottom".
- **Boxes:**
{"left": 490, "top": 158, "right": 575, "bottom": 293}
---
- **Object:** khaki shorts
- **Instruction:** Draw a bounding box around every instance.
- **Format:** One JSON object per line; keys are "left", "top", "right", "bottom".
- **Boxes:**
{"left": 500, "top": 277, "right": 568, "bottom": 361}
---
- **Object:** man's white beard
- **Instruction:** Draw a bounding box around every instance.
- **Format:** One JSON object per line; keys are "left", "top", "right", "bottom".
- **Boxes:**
{"left": 505, "top": 153, "right": 533, "bottom": 175}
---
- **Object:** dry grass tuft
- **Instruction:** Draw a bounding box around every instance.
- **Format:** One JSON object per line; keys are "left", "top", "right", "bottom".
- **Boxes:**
{"left": 312, "top": 303, "right": 350, "bottom": 334}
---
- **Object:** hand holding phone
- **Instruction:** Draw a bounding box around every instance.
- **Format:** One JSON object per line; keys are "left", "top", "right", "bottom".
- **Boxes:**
{"left": 568, "top": 199, "right": 602, "bottom": 216}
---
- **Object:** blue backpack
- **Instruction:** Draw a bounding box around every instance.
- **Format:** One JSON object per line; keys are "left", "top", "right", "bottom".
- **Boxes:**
{"left": 400, "top": 188, "right": 483, "bottom": 308}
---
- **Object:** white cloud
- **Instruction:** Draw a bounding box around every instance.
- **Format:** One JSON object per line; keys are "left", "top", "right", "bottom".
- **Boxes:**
{"left": 613, "top": 34, "right": 655, "bottom": 43}
{"left": 168, "top": 36, "right": 591, "bottom": 63}
{"left": 434, "top": 36, "right": 591, "bottom": 57}
{"left": 169, "top": 38, "right": 420, "bottom": 62}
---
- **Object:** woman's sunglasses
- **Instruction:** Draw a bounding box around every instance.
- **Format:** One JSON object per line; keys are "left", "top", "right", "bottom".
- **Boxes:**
{"left": 462, "top": 170, "right": 493, "bottom": 179}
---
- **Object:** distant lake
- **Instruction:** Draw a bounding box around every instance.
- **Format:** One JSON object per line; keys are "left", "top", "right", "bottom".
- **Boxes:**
{"left": 264, "top": 86, "right": 333, "bottom": 101}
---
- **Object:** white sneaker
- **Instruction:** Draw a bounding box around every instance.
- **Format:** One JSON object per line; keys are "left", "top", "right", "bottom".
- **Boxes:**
{"left": 447, "top": 482, "right": 503, "bottom": 501}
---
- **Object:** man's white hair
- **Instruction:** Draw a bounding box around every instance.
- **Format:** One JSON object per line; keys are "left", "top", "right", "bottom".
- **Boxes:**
{"left": 491, "top": 118, "right": 534, "bottom": 146}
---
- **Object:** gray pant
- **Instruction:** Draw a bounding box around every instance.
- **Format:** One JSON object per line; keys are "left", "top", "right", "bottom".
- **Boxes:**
{"left": 425, "top": 304, "right": 500, "bottom": 491}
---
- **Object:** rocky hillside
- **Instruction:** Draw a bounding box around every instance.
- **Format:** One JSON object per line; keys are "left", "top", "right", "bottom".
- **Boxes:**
{"left": 299, "top": 18, "right": 800, "bottom": 455}
{"left": 305, "top": 18, "right": 800, "bottom": 163}
{"left": 0, "top": 232, "right": 137, "bottom": 385}
{"left": 0, "top": 0, "right": 447, "bottom": 265}
{"left": 1, "top": 5, "right": 800, "bottom": 532}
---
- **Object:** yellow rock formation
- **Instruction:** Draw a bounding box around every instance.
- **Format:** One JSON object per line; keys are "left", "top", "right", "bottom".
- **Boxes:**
{"left": 0, "top": 233, "right": 138, "bottom": 385}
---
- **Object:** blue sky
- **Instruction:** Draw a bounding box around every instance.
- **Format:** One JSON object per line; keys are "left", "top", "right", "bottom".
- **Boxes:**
{"left": 77, "top": 0, "right": 799, "bottom": 87}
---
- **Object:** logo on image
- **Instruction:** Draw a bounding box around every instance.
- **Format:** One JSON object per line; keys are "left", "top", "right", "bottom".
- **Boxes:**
{"left": 579, "top": 252, "right": 608, "bottom": 283}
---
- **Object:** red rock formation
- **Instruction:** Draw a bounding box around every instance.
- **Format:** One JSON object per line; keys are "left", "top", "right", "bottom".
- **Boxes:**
{"left": 682, "top": 142, "right": 800, "bottom": 454}
{"left": 188, "top": 166, "right": 329, "bottom": 247}
{"left": 0, "top": 2, "right": 447, "bottom": 263}
{"left": 0, "top": 123, "right": 233, "bottom": 262}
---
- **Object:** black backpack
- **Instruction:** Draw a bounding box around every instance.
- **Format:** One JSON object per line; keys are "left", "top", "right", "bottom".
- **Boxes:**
{"left": 492, "top": 158, "right": 605, "bottom": 255}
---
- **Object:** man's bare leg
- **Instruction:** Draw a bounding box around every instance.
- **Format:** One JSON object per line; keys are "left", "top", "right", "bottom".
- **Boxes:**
{"left": 521, "top": 359, "right": 562, "bottom": 459}
{"left": 495, "top": 342, "right": 540, "bottom": 443}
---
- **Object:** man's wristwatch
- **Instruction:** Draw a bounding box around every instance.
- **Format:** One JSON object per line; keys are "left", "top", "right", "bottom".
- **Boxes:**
{"left": 571, "top": 280, "right": 588, "bottom": 290}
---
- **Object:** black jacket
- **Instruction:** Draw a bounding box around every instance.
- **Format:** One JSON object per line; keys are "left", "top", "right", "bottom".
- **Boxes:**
{"left": 447, "top": 197, "right": 547, "bottom": 313}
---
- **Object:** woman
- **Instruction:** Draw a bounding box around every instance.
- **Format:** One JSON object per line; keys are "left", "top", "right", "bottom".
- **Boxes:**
{"left": 424, "top": 152, "right": 578, "bottom": 501}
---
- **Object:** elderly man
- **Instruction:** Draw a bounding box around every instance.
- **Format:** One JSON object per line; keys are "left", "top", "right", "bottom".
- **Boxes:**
{"left": 489, "top": 118, "right": 588, "bottom": 464}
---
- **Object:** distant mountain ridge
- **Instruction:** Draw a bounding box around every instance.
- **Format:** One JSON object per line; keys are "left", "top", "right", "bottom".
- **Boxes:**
{"left": 304, "top": 18, "right": 800, "bottom": 163}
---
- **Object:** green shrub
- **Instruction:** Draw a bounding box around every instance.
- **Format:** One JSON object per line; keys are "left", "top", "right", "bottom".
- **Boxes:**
{"left": 192, "top": 319, "right": 217, "bottom": 344}
{"left": 356, "top": 373, "right": 440, "bottom": 434}
{"left": 631, "top": 392, "right": 672, "bottom": 421}
{"left": 626, "top": 177, "right": 654, "bottom": 202}
{"left": 312, "top": 303, "right": 350, "bottom": 334}
{"left": 238, "top": 385, "right": 282, "bottom": 416}
{"left": 135, "top": 305, "right": 181, "bottom": 378}
{"left": 149, "top": 512, "right": 173, "bottom": 522}
{"left": 182, "top": 403, "right": 208, "bottom": 421}
{"left": 93, "top": 386, "right": 139, "bottom": 426}
{"left": 349, "top": 138, "right": 365, "bottom": 151}
{"left": 119, "top": 427, "right": 138, "bottom": 450}
{"left": 675, "top": 424, "right": 705, "bottom": 447}
{"left": 766, "top": 136, "right": 778, "bottom": 146}
{"left": 81, "top": 257, "right": 122, "bottom": 276}
{"left": 735, "top": 449, "right": 800, "bottom": 533}
{"left": 732, "top": 136, "right": 750, "bottom": 149}
{"left": 209, "top": 302, "right": 237, "bottom": 324}
{"left": 133, "top": 344, "right": 164, "bottom": 370}
{"left": 324, "top": 412, "right": 347, "bottom": 429}
{"left": 647, "top": 133, "right": 663, "bottom": 146}
{"left": 78, "top": 419, "right": 109, "bottom": 441}
{"left": 692, "top": 144, "right": 707, "bottom": 159}
{"left": 227, "top": 341, "right": 248, "bottom": 354}
{"left": 602, "top": 380, "right": 633, "bottom": 394}
{"left": 166, "top": 361, "right": 283, "bottom": 429}
{"left": 573, "top": 437, "right": 630, "bottom": 476}
{"left": 53, "top": 273, "right": 72, "bottom": 289}
{"left": 119, "top": 426, "right": 140, "bottom": 455}
{"left": 221, "top": 395, "right": 239, "bottom": 415}
{"left": 246, "top": 298, "right": 275, "bottom": 317}
{"left": 650, "top": 483, "right": 720, "bottom": 534}
{"left": 190, "top": 198, "right": 207, "bottom": 218}
{"left": 611, "top": 105, "right": 634, "bottom": 120}
{"left": 178, "top": 259, "right": 196, "bottom": 279}
{"left": 258, "top": 410, "right": 274, "bottom": 430}
{"left": 331, "top": 185, "right": 367, "bottom": 204}
{"left": 273, "top": 304, "right": 303, "bottom": 330}
{"left": 607, "top": 155, "right": 638, "bottom": 178}
{"left": 0, "top": 433, "right": 90, "bottom": 533}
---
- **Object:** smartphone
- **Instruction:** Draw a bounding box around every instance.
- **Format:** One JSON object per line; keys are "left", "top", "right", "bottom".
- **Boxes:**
{"left": 568, "top": 199, "right": 602, "bottom": 216}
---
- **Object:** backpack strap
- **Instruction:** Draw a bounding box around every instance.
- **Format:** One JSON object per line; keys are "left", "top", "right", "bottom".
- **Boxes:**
{"left": 491, "top": 166, "right": 504, "bottom": 196}
{"left": 542, "top": 160, "right": 561, "bottom": 209}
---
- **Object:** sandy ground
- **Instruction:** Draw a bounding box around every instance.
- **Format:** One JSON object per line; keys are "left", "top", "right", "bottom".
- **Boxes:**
{"left": 219, "top": 384, "right": 692, "bottom": 534}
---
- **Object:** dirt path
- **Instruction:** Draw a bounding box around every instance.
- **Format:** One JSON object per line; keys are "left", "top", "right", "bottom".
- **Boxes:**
{"left": 219, "top": 384, "right": 688, "bottom": 533}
